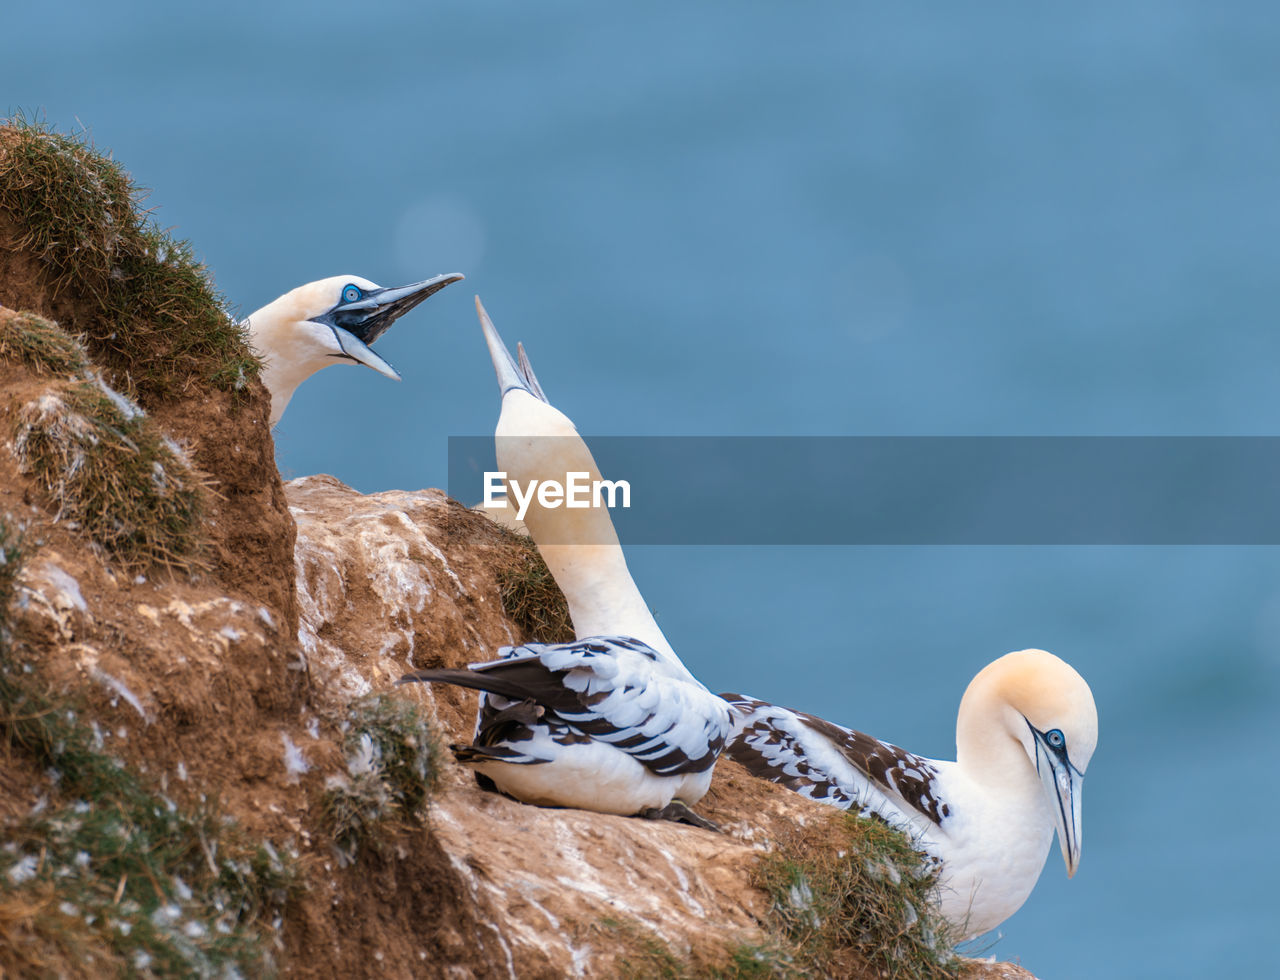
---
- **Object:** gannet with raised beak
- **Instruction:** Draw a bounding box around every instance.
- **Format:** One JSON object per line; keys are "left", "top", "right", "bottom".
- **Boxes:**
{"left": 245, "top": 272, "right": 463, "bottom": 425}
{"left": 722, "top": 649, "right": 1097, "bottom": 938}
{"left": 475, "top": 296, "right": 675, "bottom": 660}
{"left": 400, "top": 298, "right": 730, "bottom": 828}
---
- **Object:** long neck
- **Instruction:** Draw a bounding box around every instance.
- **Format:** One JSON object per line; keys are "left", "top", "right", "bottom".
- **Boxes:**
{"left": 954, "top": 665, "right": 1039, "bottom": 795}
{"left": 496, "top": 392, "right": 678, "bottom": 664}
{"left": 247, "top": 303, "right": 329, "bottom": 426}
{"left": 537, "top": 544, "right": 673, "bottom": 659}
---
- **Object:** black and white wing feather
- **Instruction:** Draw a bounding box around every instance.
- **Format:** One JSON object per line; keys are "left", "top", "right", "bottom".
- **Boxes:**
{"left": 403, "top": 637, "right": 731, "bottom": 776}
{"left": 721, "top": 694, "right": 952, "bottom": 825}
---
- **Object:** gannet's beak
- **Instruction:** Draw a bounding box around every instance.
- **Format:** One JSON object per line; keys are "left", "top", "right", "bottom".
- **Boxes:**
{"left": 475, "top": 296, "right": 550, "bottom": 403}
{"left": 1030, "top": 724, "right": 1085, "bottom": 877}
{"left": 315, "top": 272, "right": 464, "bottom": 379}
{"left": 516, "top": 342, "right": 548, "bottom": 402}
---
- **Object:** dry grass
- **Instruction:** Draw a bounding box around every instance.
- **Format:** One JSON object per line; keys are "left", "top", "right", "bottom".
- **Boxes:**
{"left": 322, "top": 693, "right": 444, "bottom": 867}
{"left": 594, "top": 808, "right": 961, "bottom": 980}
{"left": 0, "top": 309, "right": 88, "bottom": 376}
{"left": 0, "top": 114, "right": 259, "bottom": 404}
{"left": 494, "top": 531, "right": 575, "bottom": 643}
{"left": 594, "top": 917, "right": 788, "bottom": 980}
{"left": 11, "top": 376, "right": 210, "bottom": 573}
{"left": 753, "top": 812, "right": 962, "bottom": 980}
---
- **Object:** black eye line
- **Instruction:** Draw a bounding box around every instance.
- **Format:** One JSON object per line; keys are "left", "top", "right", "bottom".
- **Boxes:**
{"left": 1025, "top": 719, "right": 1070, "bottom": 764}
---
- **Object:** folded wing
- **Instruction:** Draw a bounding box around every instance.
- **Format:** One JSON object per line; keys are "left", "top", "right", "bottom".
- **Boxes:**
{"left": 404, "top": 636, "right": 730, "bottom": 776}
{"left": 721, "top": 694, "right": 951, "bottom": 825}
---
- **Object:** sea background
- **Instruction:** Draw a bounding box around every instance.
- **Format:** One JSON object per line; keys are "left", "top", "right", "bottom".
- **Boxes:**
{"left": 6, "top": 3, "right": 1278, "bottom": 976}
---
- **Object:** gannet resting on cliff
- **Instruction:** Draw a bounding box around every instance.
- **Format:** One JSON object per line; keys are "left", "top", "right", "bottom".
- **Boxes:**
{"left": 721, "top": 650, "right": 1097, "bottom": 938}
{"left": 401, "top": 635, "right": 731, "bottom": 826}
{"left": 399, "top": 299, "right": 729, "bottom": 827}
{"left": 245, "top": 272, "right": 463, "bottom": 425}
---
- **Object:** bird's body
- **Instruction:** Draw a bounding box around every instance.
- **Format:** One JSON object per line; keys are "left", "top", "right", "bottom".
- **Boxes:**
{"left": 403, "top": 636, "right": 731, "bottom": 816}
{"left": 245, "top": 272, "right": 462, "bottom": 425}
{"left": 401, "top": 299, "right": 726, "bottom": 825}
{"left": 722, "top": 649, "right": 1097, "bottom": 937}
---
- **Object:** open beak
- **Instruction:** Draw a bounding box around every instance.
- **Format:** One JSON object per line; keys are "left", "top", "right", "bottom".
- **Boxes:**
{"left": 475, "top": 296, "right": 549, "bottom": 403}
{"left": 1031, "top": 726, "right": 1085, "bottom": 877}
{"left": 331, "top": 329, "right": 403, "bottom": 381}
{"left": 316, "top": 272, "right": 464, "bottom": 379}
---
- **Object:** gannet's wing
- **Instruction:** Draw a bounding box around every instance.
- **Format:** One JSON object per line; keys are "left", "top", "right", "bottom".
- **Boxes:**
{"left": 403, "top": 636, "right": 731, "bottom": 776}
{"left": 721, "top": 695, "right": 950, "bottom": 825}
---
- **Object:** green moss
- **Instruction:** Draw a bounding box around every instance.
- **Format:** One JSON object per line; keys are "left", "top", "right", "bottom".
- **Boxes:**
{"left": 0, "top": 518, "right": 296, "bottom": 977}
{"left": 753, "top": 813, "right": 961, "bottom": 980}
{"left": 0, "top": 114, "right": 259, "bottom": 403}
{"left": 322, "top": 692, "right": 444, "bottom": 866}
{"left": 11, "top": 377, "right": 209, "bottom": 572}
{"left": 595, "top": 918, "right": 795, "bottom": 980}
{"left": 0, "top": 309, "right": 89, "bottom": 376}
{"left": 495, "top": 531, "right": 575, "bottom": 643}
{"left": 596, "top": 810, "right": 959, "bottom": 980}
{"left": 603, "top": 918, "right": 689, "bottom": 980}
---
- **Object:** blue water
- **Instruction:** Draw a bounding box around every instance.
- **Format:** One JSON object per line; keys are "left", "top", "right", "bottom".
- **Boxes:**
{"left": 8, "top": 3, "right": 1280, "bottom": 975}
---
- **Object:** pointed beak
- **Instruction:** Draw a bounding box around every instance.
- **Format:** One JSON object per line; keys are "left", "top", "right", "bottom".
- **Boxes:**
{"left": 1032, "top": 729, "right": 1085, "bottom": 877}
{"left": 328, "top": 272, "right": 464, "bottom": 346}
{"left": 475, "top": 296, "right": 549, "bottom": 403}
{"left": 331, "top": 329, "right": 403, "bottom": 381}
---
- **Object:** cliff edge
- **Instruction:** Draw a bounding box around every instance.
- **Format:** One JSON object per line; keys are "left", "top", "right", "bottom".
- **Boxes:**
{"left": 0, "top": 118, "right": 1040, "bottom": 979}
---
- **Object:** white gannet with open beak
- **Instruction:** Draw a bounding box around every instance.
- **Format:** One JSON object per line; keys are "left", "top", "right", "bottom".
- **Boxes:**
{"left": 245, "top": 272, "right": 463, "bottom": 425}
{"left": 399, "top": 298, "right": 730, "bottom": 828}
{"left": 721, "top": 649, "right": 1097, "bottom": 938}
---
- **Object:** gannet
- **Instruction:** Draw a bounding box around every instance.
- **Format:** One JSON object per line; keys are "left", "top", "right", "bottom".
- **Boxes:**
{"left": 400, "top": 299, "right": 730, "bottom": 827}
{"left": 721, "top": 649, "right": 1097, "bottom": 938}
{"left": 400, "top": 635, "right": 731, "bottom": 825}
{"left": 476, "top": 295, "right": 678, "bottom": 663}
{"left": 245, "top": 272, "right": 463, "bottom": 425}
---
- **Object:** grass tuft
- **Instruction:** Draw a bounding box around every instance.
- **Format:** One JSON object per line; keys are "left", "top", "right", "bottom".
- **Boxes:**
{"left": 597, "top": 810, "right": 960, "bottom": 979}
{"left": 0, "top": 114, "right": 260, "bottom": 403}
{"left": 753, "top": 812, "right": 961, "bottom": 980}
{"left": 0, "top": 309, "right": 88, "bottom": 376}
{"left": 495, "top": 532, "right": 574, "bottom": 643}
{"left": 0, "top": 517, "right": 297, "bottom": 977}
{"left": 598, "top": 917, "right": 689, "bottom": 980}
{"left": 11, "top": 377, "right": 209, "bottom": 572}
{"left": 596, "top": 918, "right": 793, "bottom": 980}
{"left": 322, "top": 693, "right": 443, "bottom": 867}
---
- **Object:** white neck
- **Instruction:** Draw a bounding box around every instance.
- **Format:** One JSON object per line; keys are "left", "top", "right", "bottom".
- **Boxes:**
{"left": 247, "top": 301, "right": 336, "bottom": 426}
{"left": 954, "top": 665, "right": 1038, "bottom": 794}
{"left": 496, "top": 391, "right": 680, "bottom": 667}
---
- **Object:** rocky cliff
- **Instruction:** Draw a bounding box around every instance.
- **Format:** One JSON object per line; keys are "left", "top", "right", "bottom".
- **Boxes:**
{"left": 0, "top": 118, "right": 1040, "bottom": 979}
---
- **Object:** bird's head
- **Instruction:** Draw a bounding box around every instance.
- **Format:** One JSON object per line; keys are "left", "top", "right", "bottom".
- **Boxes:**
{"left": 247, "top": 272, "right": 463, "bottom": 425}
{"left": 960, "top": 649, "right": 1098, "bottom": 878}
{"left": 474, "top": 295, "right": 580, "bottom": 442}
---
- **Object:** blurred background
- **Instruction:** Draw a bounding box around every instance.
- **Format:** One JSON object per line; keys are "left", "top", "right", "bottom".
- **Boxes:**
{"left": 7, "top": 2, "right": 1279, "bottom": 975}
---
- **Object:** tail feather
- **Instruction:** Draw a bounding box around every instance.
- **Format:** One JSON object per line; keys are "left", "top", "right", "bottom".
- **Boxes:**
{"left": 450, "top": 743, "right": 546, "bottom": 765}
{"left": 399, "top": 667, "right": 532, "bottom": 703}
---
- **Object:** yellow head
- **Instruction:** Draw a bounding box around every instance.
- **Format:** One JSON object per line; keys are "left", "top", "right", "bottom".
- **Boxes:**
{"left": 958, "top": 649, "right": 1098, "bottom": 877}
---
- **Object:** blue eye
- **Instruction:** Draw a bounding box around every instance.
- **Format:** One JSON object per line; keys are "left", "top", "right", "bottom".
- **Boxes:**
{"left": 1046, "top": 729, "right": 1065, "bottom": 749}
{"left": 342, "top": 284, "right": 362, "bottom": 303}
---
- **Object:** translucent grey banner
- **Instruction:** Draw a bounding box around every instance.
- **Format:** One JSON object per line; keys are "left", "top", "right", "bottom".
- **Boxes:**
{"left": 446, "top": 437, "right": 1280, "bottom": 544}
